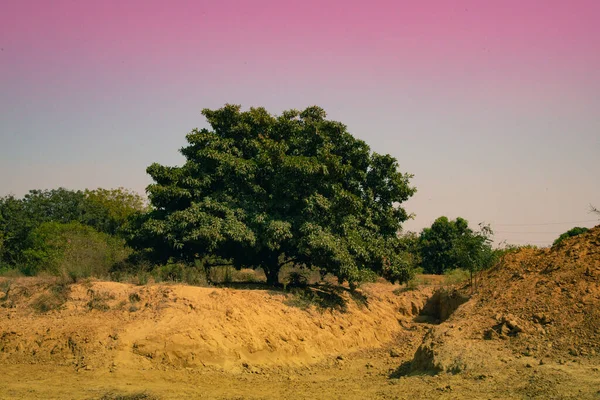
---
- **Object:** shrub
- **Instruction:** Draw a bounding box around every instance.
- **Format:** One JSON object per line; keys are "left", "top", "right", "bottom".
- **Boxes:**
{"left": 235, "top": 268, "right": 261, "bottom": 283}
{"left": 86, "top": 288, "right": 114, "bottom": 311}
{"left": 152, "top": 262, "right": 207, "bottom": 285}
{"left": 284, "top": 271, "right": 309, "bottom": 288}
{"left": 31, "top": 282, "right": 70, "bottom": 313}
{"left": 553, "top": 227, "right": 589, "bottom": 247}
{"left": 209, "top": 266, "right": 234, "bottom": 284}
{"left": 443, "top": 268, "right": 471, "bottom": 285}
{"left": 22, "top": 221, "right": 130, "bottom": 279}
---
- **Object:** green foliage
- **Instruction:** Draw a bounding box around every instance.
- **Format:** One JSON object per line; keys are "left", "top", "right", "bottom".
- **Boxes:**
{"left": 442, "top": 268, "right": 471, "bottom": 285}
{"left": 419, "top": 217, "right": 494, "bottom": 276}
{"left": 285, "top": 270, "right": 309, "bottom": 288}
{"left": 492, "top": 243, "right": 537, "bottom": 259}
{"left": 152, "top": 261, "right": 206, "bottom": 285}
{"left": 82, "top": 188, "right": 147, "bottom": 235}
{"left": 0, "top": 187, "right": 144, "bottom": 270}
{"left": 126, "top": 105, "right": 416, "bottom": 286}
{"left": 22, "top": 221, "right": 130, "bottom": 279}
{"left": 552, "top": 227, "right": 589, "bottom": 247}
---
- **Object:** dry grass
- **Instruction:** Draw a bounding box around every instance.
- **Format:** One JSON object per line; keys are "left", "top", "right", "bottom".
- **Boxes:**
{"left": 31, "top": 282, "right": 70, "bottom": 313}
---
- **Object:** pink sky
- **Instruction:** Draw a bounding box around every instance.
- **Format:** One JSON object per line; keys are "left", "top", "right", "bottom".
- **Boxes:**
{"left": 3, "top": 0, "right": 599, "bottom": 95}
{"left": 1, "top": 0, "right": 599, "bottom": 245}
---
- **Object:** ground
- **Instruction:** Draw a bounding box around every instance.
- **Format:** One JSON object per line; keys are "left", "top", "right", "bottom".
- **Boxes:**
{"left": 1, "top": 227, "right": 599, "bottom": 399}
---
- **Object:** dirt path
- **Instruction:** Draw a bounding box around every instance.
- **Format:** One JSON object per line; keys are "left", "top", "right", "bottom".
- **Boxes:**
{"left": 2, "top": 342, "right": 599, "bottom": 399}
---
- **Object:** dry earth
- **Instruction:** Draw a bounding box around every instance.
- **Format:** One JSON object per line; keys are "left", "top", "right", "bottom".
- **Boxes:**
{"left": 1, "top": 226, "right": 599, "bottom": 399}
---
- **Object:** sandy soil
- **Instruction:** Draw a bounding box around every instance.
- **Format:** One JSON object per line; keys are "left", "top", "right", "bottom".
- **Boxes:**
{"left": 1, "top": 226, "right": 599, "bottom": 399}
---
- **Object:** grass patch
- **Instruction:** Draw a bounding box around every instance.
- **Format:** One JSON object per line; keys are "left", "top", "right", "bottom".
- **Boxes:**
{"left": 394, "top": 275, "right": 436, "bottom": 294}
{"left": 442, "top": 268, "right": 470, "bottom": 285}
{"left": 0, "top": 268, "right": 24, "bottom": 278}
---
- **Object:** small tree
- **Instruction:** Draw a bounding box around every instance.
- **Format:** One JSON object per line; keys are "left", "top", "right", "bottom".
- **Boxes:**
{"left": 126, "top": 105, "right": 416, "bottom": 287}
{"left": 419, "top": 217, "right": 494, "bottom": 280}
{"left": 452, "top": 223, "right": 495, "bottom": 289}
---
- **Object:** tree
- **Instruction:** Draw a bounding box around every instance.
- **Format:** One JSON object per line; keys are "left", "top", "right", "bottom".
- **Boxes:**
{"left": 126, "top": 105, "right": 416, "bottom": 286}
{"left": 22, "top": 221, "right": 129, "bottom": 278}
{"left": 452, "top": 223, "right": 495, "bottom": 288}
{"left": 419, "top": 217, "right": 493, "bottom": 276}
{"left": 0, "top": 187, "right": 144, "bottom": 269}
{"left": 82, "top": 188, "right": 147, "bottom": 235}
{"left": 591, "top": 204, "right": 600, "bottom": 217}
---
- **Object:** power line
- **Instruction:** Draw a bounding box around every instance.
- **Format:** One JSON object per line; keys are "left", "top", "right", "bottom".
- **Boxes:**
{"left": 494, "top": 239, "right": 553, "bottom": 244}
{"left": 495, "top": 231, "right": 564, "bottom": 234}
{"left": 493, "top": 219, "right": 598, "bottom": 227}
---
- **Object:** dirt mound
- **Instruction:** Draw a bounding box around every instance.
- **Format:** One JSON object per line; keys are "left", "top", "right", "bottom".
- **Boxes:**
{"left": 0, "top": 278, "right": 435, "bottom": 373}
{"left": 410, "top": 225, "right": 600, "bottom": 375}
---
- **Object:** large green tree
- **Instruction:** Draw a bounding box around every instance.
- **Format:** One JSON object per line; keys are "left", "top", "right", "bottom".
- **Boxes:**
{"left": 127, "top": 105, "right": 416, "bottom": 286}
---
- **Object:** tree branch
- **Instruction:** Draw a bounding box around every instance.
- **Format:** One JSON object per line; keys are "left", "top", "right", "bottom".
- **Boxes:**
{"left": 278, "top": 258, "right": 298, "bottom": 268}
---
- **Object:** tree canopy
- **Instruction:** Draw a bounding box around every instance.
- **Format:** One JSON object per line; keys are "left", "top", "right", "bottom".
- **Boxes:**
{"left": 419, "top": 216, "right": 494, "bottom": 275}
{"left": 127, "top": 105, "right": 416, "bottom": 286}
{"left": 0, "top": 187, "right": 145, "bottom": 269}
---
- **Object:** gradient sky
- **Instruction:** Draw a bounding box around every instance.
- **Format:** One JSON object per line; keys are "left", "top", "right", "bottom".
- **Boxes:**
{"left": 1, "top": 0, "right": 599, "bottom": 246}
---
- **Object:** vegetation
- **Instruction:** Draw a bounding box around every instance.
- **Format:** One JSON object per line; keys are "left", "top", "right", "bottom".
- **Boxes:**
{"left": 418, "top": 217, "right": 494, "bottom": 277}
{"left": 21, "top": 221, "right": 130, "bottom": 280}
{"left": 125, "top": 105, "right": 416, "bottom": 287}
{"left": 552, "top": 227, "right": 589, "bottom": 247}
{"left": 0, "top": 187, "right": 145, "bottom": 272}
{"left": 4, "top": 105, "right": 555, "bottom": 291}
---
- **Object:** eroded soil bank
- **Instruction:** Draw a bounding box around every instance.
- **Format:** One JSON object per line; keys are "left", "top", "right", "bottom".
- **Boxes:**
{"left": 2, "top": 227, "right": 600, "bottom": 399}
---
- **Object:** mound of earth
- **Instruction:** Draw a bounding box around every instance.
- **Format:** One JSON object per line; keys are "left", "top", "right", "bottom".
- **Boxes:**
{"left": 0, "top": 278, "right": 434, "bottom": 374}
{"left": 410, "top": 225, "right": 600, "bottom": 376}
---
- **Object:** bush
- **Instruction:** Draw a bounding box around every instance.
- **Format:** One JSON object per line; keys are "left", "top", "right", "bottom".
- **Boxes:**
{"left": 21, "top": 221, "right": 130, "bottom": 279}
{"left": 443, "top": 268, "right": 470, "bottom": 285}
{"left": 152, "top": 262, "right": 206, "bottom": 285}
{"left": 31, "top": 282, "right": 70, "bottom": 313}
{"left": 553, "top": 227, "right": 589, "bottom": 247}
{"left": 284, "top": 271, "right": 309, "bottom": 288}
{"left": 86, "top": 288, "right": 114, "bottom": 311}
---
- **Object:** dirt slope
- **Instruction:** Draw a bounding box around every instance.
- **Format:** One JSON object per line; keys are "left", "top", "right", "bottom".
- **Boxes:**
{"left": 411, "top": 225, "right": 600, "bottom": 376}
{"left": 0, "top": 278, "right": 433, "bottom": 373}
{"left": 1, "top": 227, "right": 599, "bottom": 398}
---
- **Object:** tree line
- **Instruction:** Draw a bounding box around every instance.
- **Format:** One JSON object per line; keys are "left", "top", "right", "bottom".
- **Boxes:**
{"left": 2, "top": 105, "right": 592, "bottom": 287}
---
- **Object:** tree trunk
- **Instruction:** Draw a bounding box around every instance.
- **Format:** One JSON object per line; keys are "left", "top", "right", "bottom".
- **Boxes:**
{"left": 264, "top": 262, "right": 280, "bottom": 286}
